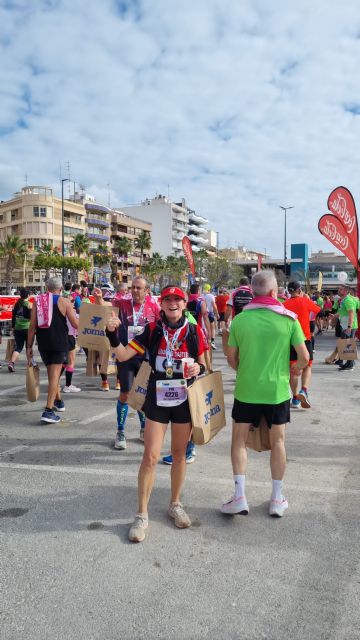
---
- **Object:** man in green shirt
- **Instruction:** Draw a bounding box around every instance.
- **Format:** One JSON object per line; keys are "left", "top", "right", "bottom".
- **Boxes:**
{"left": 221, "top": 270, "right": 308, "bottom": 518}
{"left": 336, "top": 284, "right": 358, "bottom": 371}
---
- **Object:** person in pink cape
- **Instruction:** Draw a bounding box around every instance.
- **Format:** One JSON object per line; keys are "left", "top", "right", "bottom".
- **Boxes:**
{"left": 221, "top": 270, "right": 309, "bottom": 518}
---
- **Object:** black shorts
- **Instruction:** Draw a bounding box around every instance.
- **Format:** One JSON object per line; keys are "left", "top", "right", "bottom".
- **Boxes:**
{"left": 143, "top": 376, "right": 192, "bottom": 424}
{"left": 208, "top": 312, "right": 215, "bottom": 323}
{"left": 232, "top": 398, "right": 290, "bottom": 428}
{"left": 309, "top": 320, "right": 315, "bottom": 334}
{"left": 68, "top": 335, "right": 76, "bottom": 351}
{"left": 219, "top": 312, "right": 225, "bottom": 322}
{"left": 116, "top": 358, "right": 142, "bottom": 393}
{"left": 290, "top": 339, "right": 313, "bottom": 362}
{"left": 14, "top": 329, "right": 28, "bottom": 353}
{"left": 39, "top": 351, "right": 68, "bottom": 366}
{"left": 290, "top": 339, "right": 313, "bottom": 363}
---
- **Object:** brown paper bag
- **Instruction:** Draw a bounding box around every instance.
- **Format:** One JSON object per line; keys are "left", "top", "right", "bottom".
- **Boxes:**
{"left": 336, "top": 338, "right": 358, "bottom": 360}
{"left": 86, "top": 350, "right": 100, "bottom": 377}
{"left": 77, "top": 304, "right": 118, "bottom": 351}
{"left": 188, "top": 371, "right": 226, "bottom": 445}
{"left": 5, "top": 338, "right": 15, "bottom": 361}
{"left": 99, "top": 349, "right": 117, "bottom": 375}
{"left": 246, "top": 417, "right": 271, "bottom": 452}
{"left": 127, "top": 361, "right": 152, "bottom": 411}
{"left": 26, "top": 364, "right": 40, "bottom": 402}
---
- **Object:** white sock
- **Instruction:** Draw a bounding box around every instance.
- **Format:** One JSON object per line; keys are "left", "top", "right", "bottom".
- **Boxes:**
{"left": 271, "top": 480, "right": 283, "bottom": 501}
{"left": 234, "top": 475, "right": 246, "bottom": 498}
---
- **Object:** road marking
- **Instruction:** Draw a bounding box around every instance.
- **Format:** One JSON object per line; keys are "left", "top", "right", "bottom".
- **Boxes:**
{"left": 0, "top": 461, "right": 359, "bottom": 495}
{"left": 0, "top": 445, "right": 29, "bottom": 457}
{"left": 78, "top": 409, "right": 115, "bottom": 425}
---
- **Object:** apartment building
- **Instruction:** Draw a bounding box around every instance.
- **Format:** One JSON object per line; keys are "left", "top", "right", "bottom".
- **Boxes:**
{"left": 121, "top": 195, "right": 210, "bottom": 257}
{"left": 0, "top": 185, "right": 153, "bottom": 289}
{"left": 0, "top": 185, "right": 85, "bottom": 289}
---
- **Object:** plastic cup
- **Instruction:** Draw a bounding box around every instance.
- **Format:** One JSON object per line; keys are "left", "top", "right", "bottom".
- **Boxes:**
{"left": 182, "top": 357, "right": 194, "bottom": 379}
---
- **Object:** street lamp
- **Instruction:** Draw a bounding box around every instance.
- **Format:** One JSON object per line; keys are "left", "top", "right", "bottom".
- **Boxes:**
{"left": 279, "top": 205, "right": 294, "bottom": 283}
{"left": 61, "top": 178, "right": 70, "bottom": 283}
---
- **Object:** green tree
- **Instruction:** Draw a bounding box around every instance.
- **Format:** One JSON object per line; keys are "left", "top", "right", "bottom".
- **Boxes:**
{"left": 70, "top": 233, "right": 90, "bottom": 258}
{"left": 164, "top": 256, "right": 188, "bottom": 285}
{"left": 134, "top": 230, "right": 151, "bottom": 266}
{"left": 0, "top": 235, "right": 27, "bottom": 293}
{"left": 143, "top": 252, "right": 165, "bottom": 290}
{"left": 112, "top": 236, "right": 133, "bottom": 283}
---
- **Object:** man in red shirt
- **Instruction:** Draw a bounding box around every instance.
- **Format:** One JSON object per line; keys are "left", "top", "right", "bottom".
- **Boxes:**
{"left": 283, "top": 282, "right": 321, "bottom": 409}
{"left": 215, "top": 288, "right": 229, "bottom": 335}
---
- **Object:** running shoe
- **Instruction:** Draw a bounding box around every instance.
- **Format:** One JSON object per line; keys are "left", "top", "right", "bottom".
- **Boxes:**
{"left": 128, "top": 514, "right": 148, "bottom": 542}
{"left": 162, "top": 441, "right": 196, "bottom": 465}
{"left": 296, "top": 389, "right": 311, "bottom": 408}
{"left": 168, "top": 502, "right": 191, "bottom": 528}
{"left": 7, "top": 361, "right": 15, "bottom": 373}
{"left": 335, "top": 359, "right": 343, "bottom": 366}
{"left": 220, "top": 495, "right": 249, "bottom": 515}
{"left": 139, "top": 428, "right": 145, "bottom": 442}
{"left": 211, "top": 339, "right": 217, "bottom": 350}
{"left": 269, "top": 497, "right": 288, "bottom": 517}
{"left": 53, "top": 399, "right": 65, "bottom": 412}
{"left": 114, "top": 431, "right": 127, "bottom": 450}
{"left": 41, "top": 409, "right": 61, "bottom": 424}
{"left": 101, "top": 381, "right": 110, "bottom": 391}
{"left": 114, "top": 380, "right": 121, "bottom": 390}
{"left": 63, "top": 384, "right": 81, "bottom": 393}
{"left": 291, "top": 398, "right": 301, "bottom": 408}
{"left": 338, "top": 362, "right": 355, "bottom": 371}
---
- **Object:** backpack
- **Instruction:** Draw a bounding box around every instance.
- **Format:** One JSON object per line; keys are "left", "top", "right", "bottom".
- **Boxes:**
{"left": 232, "top": 287, "right": 253, "bottom": 317}
{"left": 186, "top": 299, "right": 203, "bottom": 322}
{"left": 147, "top": 322, "right": 199, "bottom": 369}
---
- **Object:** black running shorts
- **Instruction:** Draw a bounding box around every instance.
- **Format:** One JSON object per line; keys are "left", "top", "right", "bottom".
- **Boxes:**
{"left": 39, "top": 351, "right": 68, "bottom": 366}
{"left": 143, "top": 377, "right": 192, "bottom": 424}
{"left": 68, "top": 335, "right": 76, "bottom": 351}
{"left": 290, "top": 339, "right": 313, "bottom": 363}
{"left": 116, "top": 359, "right": 142, "bottom": 393}
{"left": 14, "top": 329, "right": 28, "bottom": 353}
{"left": 231, "top": 398, "right": 290, "bottom": 428}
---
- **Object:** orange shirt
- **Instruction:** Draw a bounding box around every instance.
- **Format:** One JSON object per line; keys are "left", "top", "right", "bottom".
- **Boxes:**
{"left": 283, "top": 296, "right": 321, "bottom": 340}
{"left": 215, "top": 294, "right": 229, "bottom": 313}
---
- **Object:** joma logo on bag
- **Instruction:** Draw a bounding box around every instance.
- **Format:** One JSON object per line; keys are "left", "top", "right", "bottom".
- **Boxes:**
{"left": 135, "top": 385, "right": 147, "bottom": 396}
{"left": 82, "top": 327, "right": 106, "bottom": 336}
{"left": 203, "top": 389, "right": 221, "bottom": 424}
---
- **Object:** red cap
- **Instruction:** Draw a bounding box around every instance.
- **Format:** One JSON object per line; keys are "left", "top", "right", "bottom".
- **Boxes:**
{"left": 160, "top": 286, "right": 186, "bottom": 301}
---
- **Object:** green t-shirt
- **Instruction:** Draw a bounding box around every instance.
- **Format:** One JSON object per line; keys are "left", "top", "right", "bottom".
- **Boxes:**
{"left": 185, "top": 310, "right": 197, "bottom": 325}
{"left": 14, "top": 300, "right": 31, "bottom": 330}
{"left": 316, "top": 296, "right": 324, "bottom": 309}
{"left": 228, "top": 309, "right": 305, "bottom": 404}
{"left": 339, "top": 294, "right": 358, "bottom": 329}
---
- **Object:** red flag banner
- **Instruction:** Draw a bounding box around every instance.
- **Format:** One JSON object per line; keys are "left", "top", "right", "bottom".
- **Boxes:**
{"left": 327, "top": 186, "right": 359, "bottom": 262}
{"left": 182, "top": 236, "right": 195, "bottom": 275}
{"left": 318, "top": 214, "right": 358, "bottom": 268}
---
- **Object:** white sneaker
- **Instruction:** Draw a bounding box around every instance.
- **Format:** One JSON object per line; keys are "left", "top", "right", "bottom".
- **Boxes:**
{"left": 63, "top": 385, "right": 81, "bottom": 393}
{"left": 221, "top": 495, "right": 249, "bottom": 515}
{"left": 269, "top": 497, "right": 288, "bottom": 517}
{"left": 128, "top": 514, "right": 148, "bottom": 542}
{"left": 114, "top": 431, "right": 127, "bottom": 450}
{"left": 167, "top": 502, "right": 191, "bottom": 528}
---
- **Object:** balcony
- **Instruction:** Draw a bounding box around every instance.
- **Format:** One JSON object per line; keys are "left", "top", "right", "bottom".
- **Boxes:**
{"left": 85, "top": 202, "right": 112, "bottom": 215}
{"left": 86, "top": 216, "right": 110, "bottom": 227}
{"left": 87, "top": 232, "right": 108, "bottom": 242}
{"left": 189, "top": 211, "right": 208, "bottom": 225}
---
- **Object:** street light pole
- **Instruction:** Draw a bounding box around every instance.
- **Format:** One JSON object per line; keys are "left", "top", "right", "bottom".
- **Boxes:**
{"left": 279, "top": 205, "right": 294, "bottom": 284}
{"left": 61, "top": 178, "right": 70, "bottom": 284}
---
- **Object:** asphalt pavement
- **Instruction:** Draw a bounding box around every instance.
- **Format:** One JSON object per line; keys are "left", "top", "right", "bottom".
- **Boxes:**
{"left": 0, "top": 331, "right": 359, "bottom": 640}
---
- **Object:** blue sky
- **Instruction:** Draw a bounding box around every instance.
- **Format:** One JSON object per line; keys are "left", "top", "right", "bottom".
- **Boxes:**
{"left": 1, "top": 0, "right": 360, "bottom": 256}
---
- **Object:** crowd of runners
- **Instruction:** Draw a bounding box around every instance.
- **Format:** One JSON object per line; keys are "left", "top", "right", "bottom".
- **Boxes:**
{"left": 0, "top": 271, "right": 359, "bottom": 542}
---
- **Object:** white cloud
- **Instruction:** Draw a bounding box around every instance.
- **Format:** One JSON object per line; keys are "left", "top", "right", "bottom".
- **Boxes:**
{"left": 1, "top": 0, "right": 360, "bottom": 256}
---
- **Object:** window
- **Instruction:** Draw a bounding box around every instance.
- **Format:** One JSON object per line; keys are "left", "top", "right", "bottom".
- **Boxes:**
{"left": 33, "top": 206, "right": 39, "bottom": 217}
{"left": 33, "top": 206, "right": 46, "bottom": 217}
{"left": 28, "top": 273, "right": 33, "bottom": 283}
{"left": 40, "top": 207, "right": 46, "bottom": 217}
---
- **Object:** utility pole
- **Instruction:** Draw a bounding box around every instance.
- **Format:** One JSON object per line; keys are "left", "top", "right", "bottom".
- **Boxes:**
{"left": 279, "top": 205, "right": 294, "bottom": 284}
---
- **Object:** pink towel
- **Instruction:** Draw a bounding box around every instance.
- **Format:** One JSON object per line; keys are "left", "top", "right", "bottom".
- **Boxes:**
{"left": 243, "top": 296, "right": 298, "bottom": 320}
{"left": 36, "top": 292, "right": 53, "bottom": 328}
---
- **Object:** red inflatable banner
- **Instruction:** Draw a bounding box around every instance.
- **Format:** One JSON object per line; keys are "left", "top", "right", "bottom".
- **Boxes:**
{"left": 318, "top": 214, "right": 358, "bottom": 268}
{"left": 182, "top": 236, "right": 195, "bottom": 275}
{"left": 327, "top": 186, "right": 359, "bottom": 263}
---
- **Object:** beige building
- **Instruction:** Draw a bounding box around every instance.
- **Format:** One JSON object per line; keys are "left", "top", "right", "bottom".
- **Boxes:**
{"left": 0, "top": 186, "right": 153, "bottom": 290}
{"left": 0, "top": 186, "right": 85, "bottom": 289}
{"left": 218, "top": 246, "right": 265, "bottom": 262}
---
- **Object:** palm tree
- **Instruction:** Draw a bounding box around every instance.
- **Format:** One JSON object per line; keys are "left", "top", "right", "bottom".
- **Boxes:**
{"left": 134, "top": 230, "right": 151, "bottom": 267}
{"left": 164, "top": 256, "right": 188, "bottom": 286}
{"left": 143, "top": 252, "right": 165, "bottom": 291}
{"left": 112, "top": 236, "right": 133, "bottom": 282}
{"left": 70, "top": 233, "right": 90, "bottom": 258}
{"left": 36, "top": 243, "right": 61, "bottom": 281}
{"left": 0, "top": 235, "right": 27, "bottom": 293}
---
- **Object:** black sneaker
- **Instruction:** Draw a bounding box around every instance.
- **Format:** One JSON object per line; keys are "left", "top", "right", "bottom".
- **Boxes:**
{"left": 339, "top": 362, "right": 354, "bottom": 371}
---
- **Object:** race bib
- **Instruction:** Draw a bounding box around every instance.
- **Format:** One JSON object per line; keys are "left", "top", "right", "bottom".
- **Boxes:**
{"left": 128, "top": 325, "right": 145, "bottom": 342}
{"left": 156, "top": 379, "right": 187, "bottom": 407}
